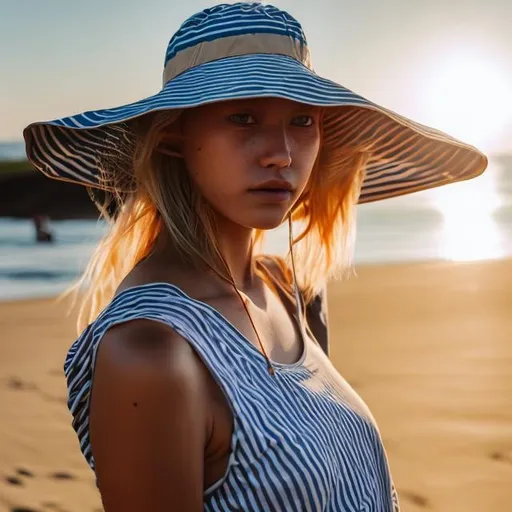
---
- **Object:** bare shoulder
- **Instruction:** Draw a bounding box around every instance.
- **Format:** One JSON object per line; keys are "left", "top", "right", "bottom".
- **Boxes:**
{"left": 89, "top": 320, "right": 209, "bottom": 510}
{"left": 97, "top": 319, "right": 203, "bottom": 382}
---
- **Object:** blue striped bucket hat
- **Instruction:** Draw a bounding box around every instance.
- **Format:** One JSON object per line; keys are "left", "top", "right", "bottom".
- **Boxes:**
{"left": 23, "top": 2, "right": 488, "bottom": 204}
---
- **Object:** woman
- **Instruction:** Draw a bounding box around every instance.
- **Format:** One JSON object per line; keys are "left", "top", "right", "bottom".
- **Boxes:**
{"left": 23, "top": 3, "right": 487, "bottom": 511}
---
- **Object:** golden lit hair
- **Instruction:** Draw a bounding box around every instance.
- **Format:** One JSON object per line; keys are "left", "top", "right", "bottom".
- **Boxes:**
{"left": 61, "top": 107, "right": 369, "bottom": 333}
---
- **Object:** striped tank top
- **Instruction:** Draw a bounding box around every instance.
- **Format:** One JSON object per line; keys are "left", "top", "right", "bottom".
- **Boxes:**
{"left": 65, "top": 282, "right": 400, "bottom": 511}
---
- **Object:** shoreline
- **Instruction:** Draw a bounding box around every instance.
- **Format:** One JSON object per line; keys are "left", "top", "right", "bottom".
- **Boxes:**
{"left": 1, "top": 255, "right": 510, "bottom": 304}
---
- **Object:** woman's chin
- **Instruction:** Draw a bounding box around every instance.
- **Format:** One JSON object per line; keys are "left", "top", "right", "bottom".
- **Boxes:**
{"left": 246, "top": 213, "right": 289, "bottom": 231}
{"left": 220, "top": 207, "right": 291, "bottom": 231}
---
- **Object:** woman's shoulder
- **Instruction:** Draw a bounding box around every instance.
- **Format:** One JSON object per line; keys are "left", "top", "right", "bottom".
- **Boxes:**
{"left": 66, "top": 284, "right": 210, "bottom": 406}
{"left": 94, "top": 317, "right": 206, "bottom": 389}
{"left": 75, "top": 261, "right": 190, "bottom": 348}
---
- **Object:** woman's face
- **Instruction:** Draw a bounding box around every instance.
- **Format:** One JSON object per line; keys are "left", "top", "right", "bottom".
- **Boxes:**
{"left": 180, "top": 97, "right": 322, "bottom": 230}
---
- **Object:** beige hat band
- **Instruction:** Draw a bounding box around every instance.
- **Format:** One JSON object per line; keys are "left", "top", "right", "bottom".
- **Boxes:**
{"left": 162, "top": 33, "right": 312, "bottom": 86}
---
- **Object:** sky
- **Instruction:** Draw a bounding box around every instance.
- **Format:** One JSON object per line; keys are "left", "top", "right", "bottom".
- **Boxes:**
{"left": 1, "top": 0, "right": 511, "bottom": 153}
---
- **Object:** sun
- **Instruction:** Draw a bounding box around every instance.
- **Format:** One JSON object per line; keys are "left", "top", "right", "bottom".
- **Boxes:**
{"left": 421, "top": 51, "right": 511, "bottom": 152}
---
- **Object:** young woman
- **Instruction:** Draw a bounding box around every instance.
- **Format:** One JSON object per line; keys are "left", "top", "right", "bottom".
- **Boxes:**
{"left": 23, "top": 3, "right": 487, "bottom": 511}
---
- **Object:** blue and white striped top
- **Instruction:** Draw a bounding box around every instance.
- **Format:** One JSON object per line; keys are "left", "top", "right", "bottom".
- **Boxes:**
{"left": 65, "top": 282, "right": 400, "bottom": 511}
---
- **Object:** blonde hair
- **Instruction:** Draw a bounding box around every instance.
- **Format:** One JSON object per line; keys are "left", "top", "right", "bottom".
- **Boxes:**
{"left": 61, "top": 108, "right": 369, "bottom": 333}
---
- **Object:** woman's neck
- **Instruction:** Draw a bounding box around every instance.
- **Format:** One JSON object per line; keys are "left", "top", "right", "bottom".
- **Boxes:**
{"left": 153, "top": 222, "right": 259, "bottom": 294}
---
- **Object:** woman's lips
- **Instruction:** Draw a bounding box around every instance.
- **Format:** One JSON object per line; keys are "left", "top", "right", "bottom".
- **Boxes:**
{"left": 247, "top": 189, "right": 292, "bottom": 202}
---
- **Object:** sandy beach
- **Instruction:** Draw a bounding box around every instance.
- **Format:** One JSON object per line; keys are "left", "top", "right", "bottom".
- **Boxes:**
{"left": 1, "top": 259, "right": 511, "bottom": 512}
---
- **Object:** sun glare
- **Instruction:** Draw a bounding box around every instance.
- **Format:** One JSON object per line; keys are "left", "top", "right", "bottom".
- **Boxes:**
{"left": 428, "top": 162, "right": 505, "bottom": 261}
{"left": 417, "top": 46, "right": 509, "bottom": 261}
{"left": 422, "top": 51, "right": 512, "bottom": 152}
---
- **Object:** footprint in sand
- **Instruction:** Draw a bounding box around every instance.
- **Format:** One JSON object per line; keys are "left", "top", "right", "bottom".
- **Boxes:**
{"left": 6, "top": 376, "right": 65, "bottom": 403}
{"left": 48, "top": 471, "right": 76, "bottom": 481}
{"left": 400, "top": 490, "right": 430, "bottom": 508}
{"left": 4, "top": 467, "right": 38, "bottom": 488}
{"left": 6, "top": 377, "right": 37, "bottom": 391}
{"left": 5, "top": 475, "right": 24, "bottom": 486}
{"left": 11, "top": 508, "right": 40, "bottom": 512}
{"left": 40, "top": 502, "right": 71, "bottom": 512}
{"left": 490, "top": 450, "right": 512, "bottom": 464}
{"left": 16, "top": 468, "right": 34, "bottom": 478}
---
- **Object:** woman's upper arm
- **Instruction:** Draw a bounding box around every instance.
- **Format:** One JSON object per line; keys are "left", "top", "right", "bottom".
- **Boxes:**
{"left": 89, "top": 319, "right": 208, "bottom": 512}
{"left": 306, "top": 285, "right": 330, "bottom": 356}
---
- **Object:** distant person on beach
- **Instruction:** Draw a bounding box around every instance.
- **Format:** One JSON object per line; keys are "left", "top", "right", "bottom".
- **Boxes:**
{"left": 23, "top": 3, "right": 487, "bottom": 511}
{"left": 32, "top": 214, "right": 54, "bottom": 243}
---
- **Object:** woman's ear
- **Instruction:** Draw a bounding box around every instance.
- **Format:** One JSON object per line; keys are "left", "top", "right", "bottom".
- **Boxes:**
{"left": 155, "top": 144, "right": 183, "bottom": 158}
{"left": 156, "top": 119, "right": 185, "bottom": 159}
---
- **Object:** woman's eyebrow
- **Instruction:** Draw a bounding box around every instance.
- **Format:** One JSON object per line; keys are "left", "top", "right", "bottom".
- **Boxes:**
{"left": 290, "top": 103, "right": 319, "bottom": 111}
{"left": 292, "top": 106, "right": 321, "bottom": 115}
{"left": 220, "top": 102, "right": 321, "bottom": 116}
{"left": 223, "top": 100, "right": 257, "bottom": 109}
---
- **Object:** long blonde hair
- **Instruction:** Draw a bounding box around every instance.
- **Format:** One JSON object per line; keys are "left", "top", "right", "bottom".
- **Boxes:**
{"left": 61, "top": 108, "right": 369, "bottom": 333}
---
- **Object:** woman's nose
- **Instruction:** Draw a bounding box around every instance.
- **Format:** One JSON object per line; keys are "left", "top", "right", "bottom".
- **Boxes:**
{"left": 258, "top": 129, "right": 292, "bottom": 169}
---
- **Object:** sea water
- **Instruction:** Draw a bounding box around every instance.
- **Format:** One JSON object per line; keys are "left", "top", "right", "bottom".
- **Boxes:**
{"left": 1, "top": 143, "right": 510, "bottom": 301}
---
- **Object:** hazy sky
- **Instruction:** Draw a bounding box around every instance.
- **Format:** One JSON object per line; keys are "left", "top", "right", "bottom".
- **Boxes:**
{"left": 2, "top": 0, "right": 511, "bottom": 152}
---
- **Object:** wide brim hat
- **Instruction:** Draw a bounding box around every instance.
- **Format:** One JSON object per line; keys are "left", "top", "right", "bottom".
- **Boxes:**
{"left": 23, "top": 2, "right": 488, "bottom": 204}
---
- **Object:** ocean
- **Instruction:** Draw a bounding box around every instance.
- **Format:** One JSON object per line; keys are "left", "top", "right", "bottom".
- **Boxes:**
{"left": 1, "top": 142, "right": 511, "bottom": 301}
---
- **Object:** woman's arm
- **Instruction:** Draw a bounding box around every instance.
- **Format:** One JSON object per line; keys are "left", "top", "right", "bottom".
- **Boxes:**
{"left": 89, "top": 319, "right": 209, "bottom": 511}
{"left": 305, "top": 285, "right": 330, "bottom": 356}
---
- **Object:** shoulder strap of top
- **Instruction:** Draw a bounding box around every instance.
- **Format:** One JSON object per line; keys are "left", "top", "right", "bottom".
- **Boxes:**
{"left": 256, "top": 255, "right": 329, "bottom": 356}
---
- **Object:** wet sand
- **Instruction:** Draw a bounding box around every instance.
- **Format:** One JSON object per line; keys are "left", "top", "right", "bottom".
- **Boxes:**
{"left": 1, "top": 258, "right": 511, "bottom": 511}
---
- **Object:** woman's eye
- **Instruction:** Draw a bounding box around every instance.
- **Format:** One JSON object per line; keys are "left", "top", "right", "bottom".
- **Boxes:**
{"left": 229, "top": 114, "right": 256, "bottom": 125}
{"left": 228, "top": 113, "right": 314, "bottom": 126}
{"left": 292, "top": 115, "right": 314, "bottom": 127}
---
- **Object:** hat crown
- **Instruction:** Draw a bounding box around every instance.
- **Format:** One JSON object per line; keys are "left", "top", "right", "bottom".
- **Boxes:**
{"left": 164, "top": 3, "right": 308, "bottom": 68}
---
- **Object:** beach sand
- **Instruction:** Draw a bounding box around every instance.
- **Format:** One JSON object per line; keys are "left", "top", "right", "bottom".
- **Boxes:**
{"left": 1, "top": 259, "right": 511, "bottom": 511}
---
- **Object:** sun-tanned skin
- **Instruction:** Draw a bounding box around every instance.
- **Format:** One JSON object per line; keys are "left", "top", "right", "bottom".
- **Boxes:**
{"left": 88, "top": 98, "right": 325, "bottom": 511}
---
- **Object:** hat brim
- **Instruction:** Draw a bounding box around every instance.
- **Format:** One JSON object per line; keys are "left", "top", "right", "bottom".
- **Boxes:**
{"left": 24, "top": 53, "right": 488, "bottom": 204}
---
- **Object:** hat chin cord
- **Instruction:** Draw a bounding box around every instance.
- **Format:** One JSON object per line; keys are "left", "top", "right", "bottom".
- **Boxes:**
{"left": 218, "top": 213, "right": 305, "bottom": 377}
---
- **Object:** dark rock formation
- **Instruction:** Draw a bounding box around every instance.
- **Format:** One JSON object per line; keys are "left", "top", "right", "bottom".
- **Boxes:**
{"left": 0, "top": 170, "right": 105, "bottom": 220}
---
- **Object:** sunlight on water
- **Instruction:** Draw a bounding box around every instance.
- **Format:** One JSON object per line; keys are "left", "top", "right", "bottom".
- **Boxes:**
{"left": 430, "top": 162, "right": 506, "bottom": 261}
